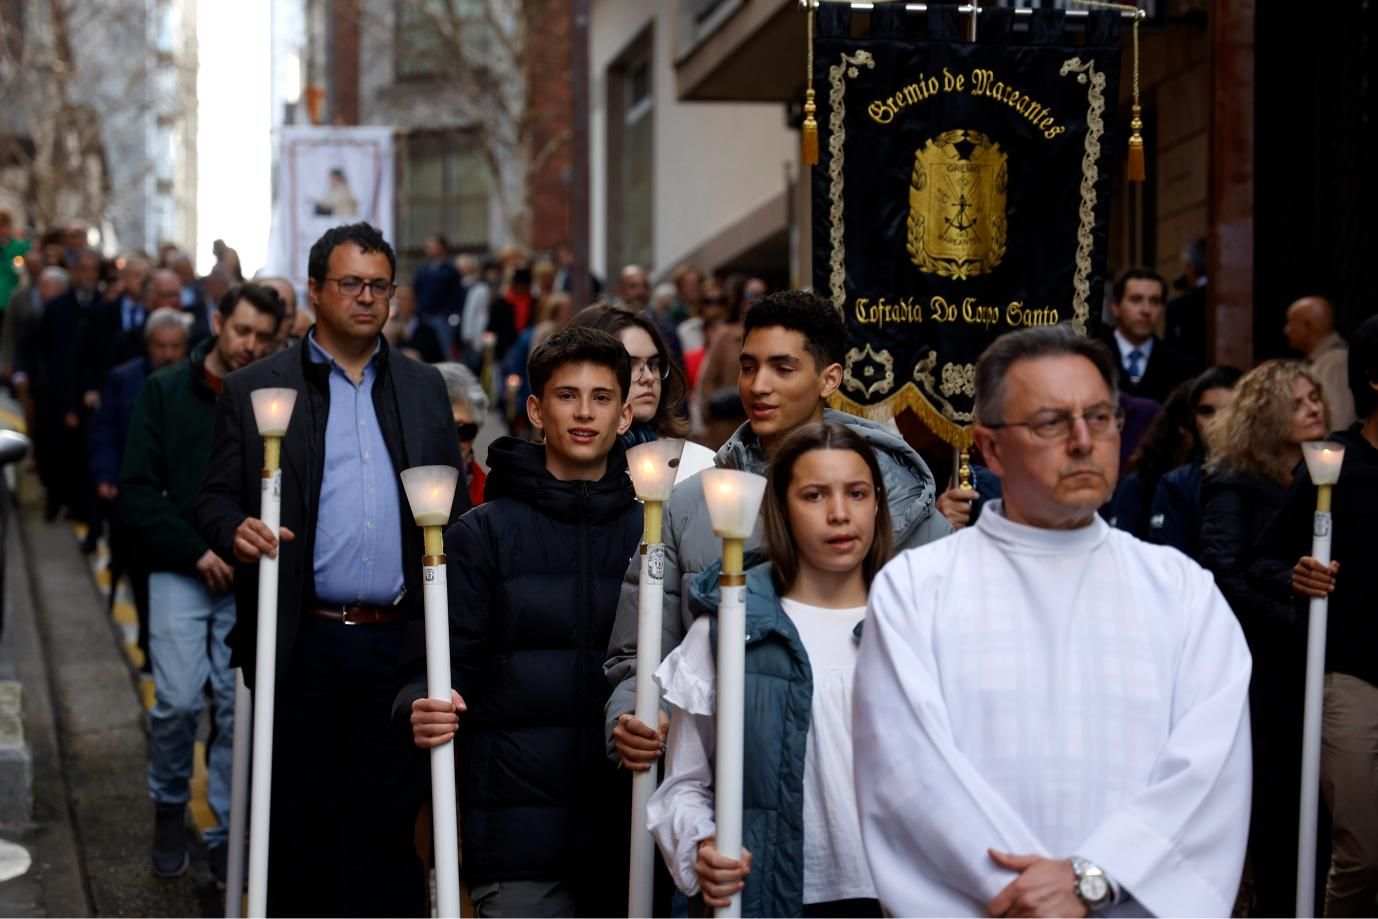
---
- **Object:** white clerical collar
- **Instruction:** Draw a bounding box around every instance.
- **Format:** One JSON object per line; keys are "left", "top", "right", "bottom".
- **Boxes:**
{"left": 975, "top": 499, "right": 1110, "bottom": 555}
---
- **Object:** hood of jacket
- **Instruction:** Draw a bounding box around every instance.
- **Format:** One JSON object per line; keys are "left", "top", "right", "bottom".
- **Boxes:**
{"left": 483, "top": 435, "right": 636, "bottom": 525}
{"left": 713, "top": 408, "right": 941, "bottom": 545}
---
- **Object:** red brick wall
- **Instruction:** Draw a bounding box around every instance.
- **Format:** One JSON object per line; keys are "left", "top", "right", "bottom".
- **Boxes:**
{"left": 525, "top": 0, "right": 573, "bottom": 252}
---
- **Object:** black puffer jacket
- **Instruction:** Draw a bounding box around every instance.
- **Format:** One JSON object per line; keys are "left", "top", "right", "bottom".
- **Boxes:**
{"left": 396, "top": 437, "right": 640, "bottom": 894}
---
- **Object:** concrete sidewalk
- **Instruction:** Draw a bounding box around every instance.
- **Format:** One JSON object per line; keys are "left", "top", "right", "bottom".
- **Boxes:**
{"left": 0, "top": 489, "right": 217, "bottom": 916}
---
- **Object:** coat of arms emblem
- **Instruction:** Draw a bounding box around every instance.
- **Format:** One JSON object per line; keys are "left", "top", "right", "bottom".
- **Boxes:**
{"left": 906, "top": 129, "right": 1008, "bottom": 280}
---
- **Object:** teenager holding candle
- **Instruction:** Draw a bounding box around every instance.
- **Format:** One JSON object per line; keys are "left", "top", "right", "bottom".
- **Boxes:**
{"left": 647, "top": 421, "right": 887, "bottom": 918}
{"left": 399, "top": 327, "right": 643, "bottom": 917}
{"left": 605, "top": 290, "right": 951, "bottom": 774}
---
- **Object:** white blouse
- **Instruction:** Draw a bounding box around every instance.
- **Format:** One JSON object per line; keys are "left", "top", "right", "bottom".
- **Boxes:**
{"left": 646, "top": 599, "right": 877, "bottom": 906}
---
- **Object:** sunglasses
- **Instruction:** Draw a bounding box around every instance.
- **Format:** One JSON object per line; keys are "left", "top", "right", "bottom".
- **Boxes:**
{"left": 456, "top": 422, "right": 479, "bottom": 442}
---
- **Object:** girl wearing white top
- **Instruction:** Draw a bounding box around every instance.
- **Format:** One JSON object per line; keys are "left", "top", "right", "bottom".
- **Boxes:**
{"left": 647, "top": 421, "right": 890, "bottom": 917}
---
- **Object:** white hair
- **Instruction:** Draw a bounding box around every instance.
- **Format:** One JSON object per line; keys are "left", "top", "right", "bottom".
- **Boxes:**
{"left": 39, "top": 266, "right": 70, "bottom": 287}
{"left": 434, "top": 362, "right": 489, "bottom": 423}
{"left": 144, "top": 307, "right": 192, "bottom": 339}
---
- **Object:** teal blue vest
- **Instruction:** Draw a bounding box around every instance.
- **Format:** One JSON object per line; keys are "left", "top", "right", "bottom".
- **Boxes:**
{"left": 692, "top": 559, "right": 861, "bottom": 917}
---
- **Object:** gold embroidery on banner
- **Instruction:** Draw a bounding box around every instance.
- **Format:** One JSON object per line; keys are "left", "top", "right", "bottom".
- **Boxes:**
{"left": 827, "top": 50, "right": 875, "bottom": 316}
{"left": 914, "top": 352, "right": 976, "bottom": 427}
{"left": 940, "top": 361, "right": 977, "bottom": 399}
{"left": 907, "top": 130, "right": 1008, "bottom": 280}
{"left": 1058, "top": 58, "right": 1104, "bottom": 336}
{"left": 843, "top": 344, "right": 895, "bottom": 399}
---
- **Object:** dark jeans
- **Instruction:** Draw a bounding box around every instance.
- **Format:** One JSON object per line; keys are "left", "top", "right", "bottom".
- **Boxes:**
{"left": 266, "top": 615, "right": 428, "bottom": 917}
{"left": 106, "top": 521, "right": 150, "bottom": 669}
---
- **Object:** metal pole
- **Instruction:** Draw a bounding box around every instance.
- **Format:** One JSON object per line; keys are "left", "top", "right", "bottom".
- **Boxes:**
{"left": 224, "top": 670, "right": 251, "bottom": 917}
{"left": 1296, "top": 483, "right": 1334, "bottom": 918}
{"left": 628, "top": 502, "right": 666, "bottom": 917}
{"left": 422, "top": 526, "right": 462, "bottom": 919}
{"left": 714, "top": 537, "right": 747, "bottom": 919}
{"left": 247, "top": 448, "right": 282, "bottom": 918}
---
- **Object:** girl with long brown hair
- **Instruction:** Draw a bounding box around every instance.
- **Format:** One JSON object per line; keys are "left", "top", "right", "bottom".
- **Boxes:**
{"left": 647, "top": 421, "right": 890, "bottom": 917}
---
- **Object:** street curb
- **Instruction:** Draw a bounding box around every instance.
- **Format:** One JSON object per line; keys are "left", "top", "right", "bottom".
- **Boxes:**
{"left": 0, "top": 680, "right": 32, "bottom": 826}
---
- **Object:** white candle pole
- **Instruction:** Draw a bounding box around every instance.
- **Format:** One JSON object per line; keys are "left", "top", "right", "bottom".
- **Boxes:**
{"left": 625, "top": 439, "right": 686, "bottom": 918}
{"left": 1296, "top": 441, "right": 1346, "bottom": 918}
{"left": 224, "top": 669, "right": 251, "bottom": 917}
{"left": 700, "top": 469, "right": 767, "bottom": 919}
{"left": 246, "top": 387, "right": 296, "bottom": 918}
{"left": 401, "top": 465, "right": 463, "bottom": 919}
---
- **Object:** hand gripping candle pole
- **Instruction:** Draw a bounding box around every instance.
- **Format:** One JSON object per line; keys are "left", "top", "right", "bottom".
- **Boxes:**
{"left": 625, "top": 439, "right": 687, "bottom": 917}
{"left": 246, "top": 387, "right": 296, "bottom": 918}
{"left": 1296, "top": 440, "right": 1346, "bottom": 918}
{"left": 400, "top": 465, "right": 463, "bottom": 919}
{"left": 700, "top": 469, "right": 768, "bottom": 919}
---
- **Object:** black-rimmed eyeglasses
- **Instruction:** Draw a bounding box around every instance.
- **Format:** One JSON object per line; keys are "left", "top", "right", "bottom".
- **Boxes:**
{"left": 325, "top": 276, "right": 397, "bottom": 300}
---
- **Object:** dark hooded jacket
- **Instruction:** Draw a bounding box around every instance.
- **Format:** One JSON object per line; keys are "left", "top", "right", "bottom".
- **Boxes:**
{"left": 394, "top": 437, "right": 641, "bottom": 895}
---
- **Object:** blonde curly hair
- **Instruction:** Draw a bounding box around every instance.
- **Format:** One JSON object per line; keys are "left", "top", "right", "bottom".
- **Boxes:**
{"left": 1206, "top": 359, "right": 1329, "bottom": 480}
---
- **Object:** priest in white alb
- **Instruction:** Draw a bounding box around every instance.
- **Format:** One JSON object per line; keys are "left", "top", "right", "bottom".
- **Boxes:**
{"left": 853, "top": 325, "right": 1252, "bottom": 918}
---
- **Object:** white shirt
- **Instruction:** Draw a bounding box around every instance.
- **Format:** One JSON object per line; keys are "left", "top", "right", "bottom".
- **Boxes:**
{"left": 1113, "top": 328, "right": 1154, "bottom": 374}
{"left": 1309, "top": 331, "right": 1357, "bottom": 430}
{"left": 647, "top": 602, "right": 877, "bottom": 906}
{"left": 853, "top": 502, "right": 1252, "bottom": 918}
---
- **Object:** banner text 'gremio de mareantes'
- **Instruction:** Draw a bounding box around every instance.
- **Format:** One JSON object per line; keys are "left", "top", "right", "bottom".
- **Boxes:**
{"left": 813, "top": 6, "right": 1122, "bottom": 447}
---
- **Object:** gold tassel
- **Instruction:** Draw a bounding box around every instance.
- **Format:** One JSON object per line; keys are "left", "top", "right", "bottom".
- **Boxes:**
{"left": 1127, "top": 103, "right": 1145, "bottom": 182}
{"left": 802, "top": 0, "right": 818, "bottom": 168}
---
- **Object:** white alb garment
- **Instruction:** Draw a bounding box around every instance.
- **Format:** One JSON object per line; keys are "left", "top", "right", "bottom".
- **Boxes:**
{"left": 647, "top": 603, "right": 877, "bottom": 906}
{"left": 853, "top": 501, "right": 1252, "bottom": 918}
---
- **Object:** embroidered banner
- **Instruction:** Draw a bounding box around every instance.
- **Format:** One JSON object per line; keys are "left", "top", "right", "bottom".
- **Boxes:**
{"left": 812, "top": 6, "right": 1122, "bottom": 447}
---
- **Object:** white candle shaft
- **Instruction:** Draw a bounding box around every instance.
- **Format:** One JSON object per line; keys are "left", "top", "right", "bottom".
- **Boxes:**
{"left": 629, "top": 545, "right": 665, "bottom": 917}
{"left": 248, "top": 471, "right": 281, "bottom": 918}
{"left": 1296, "top": 511, "right": 1333, "bottom": 918}
{"left": 225, "top": 670, "right": 252, "bottom": 917}
{"left": 424, "top": 564, "right": 462, "bottom": 919}
{"left": 714, "top": 583, "right": 747, "bottom": 919}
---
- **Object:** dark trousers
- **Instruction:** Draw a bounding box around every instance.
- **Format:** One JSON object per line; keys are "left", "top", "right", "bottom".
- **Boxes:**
{"left": 267, "top": 615, "right": 427, "bottom": 917}
{"left": 106, "top": 521, "right": 151, "bottom": 669}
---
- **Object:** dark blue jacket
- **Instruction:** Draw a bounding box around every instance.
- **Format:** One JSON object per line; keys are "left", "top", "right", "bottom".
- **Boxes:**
{"left": 1146, "top": 461, "right": 1206, "bottom": 558}
{"left": 690, "top": 558, "right": 861, "bottom": 917}
{"left": 89, "top": 355, "right": 149, "bottom": 489}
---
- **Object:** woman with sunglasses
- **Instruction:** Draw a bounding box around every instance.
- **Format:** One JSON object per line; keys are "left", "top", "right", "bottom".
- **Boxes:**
{"left": 435, "top": 361, "right": 491, "bottom": 506}
{"left": 568, "top": 303, "right": 690, "bottom": 447}
{"left": 647, "top": 421, "right": 887, "bottom": 918}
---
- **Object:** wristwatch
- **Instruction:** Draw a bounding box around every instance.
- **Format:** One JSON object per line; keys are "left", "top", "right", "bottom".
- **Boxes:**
{"left": 1071, "top": 857, "right": 1113, "bottom": 913}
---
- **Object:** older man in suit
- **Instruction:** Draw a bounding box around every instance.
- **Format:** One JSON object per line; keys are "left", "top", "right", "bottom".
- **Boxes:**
{"left": 195, "top": 223, "right": 468, "bottom": 916}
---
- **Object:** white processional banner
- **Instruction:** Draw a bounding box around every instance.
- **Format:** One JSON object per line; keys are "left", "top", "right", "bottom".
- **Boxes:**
{"left": 265, "top": 126, "right": 396, "bottom": 293}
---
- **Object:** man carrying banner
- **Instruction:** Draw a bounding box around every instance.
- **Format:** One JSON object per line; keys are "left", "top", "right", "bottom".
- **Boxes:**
{"left": 853, "top": 325, "right": 1251, "bottom": 917}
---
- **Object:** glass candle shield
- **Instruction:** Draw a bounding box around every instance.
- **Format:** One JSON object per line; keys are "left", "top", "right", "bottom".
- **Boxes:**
{"left": 401, "top": 465, "right": 460, "bottom": 526}
{"left": 626, "top": 439, "right": 686, "bottom": 502}
{"left": 1302, "top": 441, "right": 1346, "bottom": 485}
{"left": 249, "top": 388, "right": 298, "bottom": 437}
{"left": 700, "top": 468, "right": 767, "bottom": 539}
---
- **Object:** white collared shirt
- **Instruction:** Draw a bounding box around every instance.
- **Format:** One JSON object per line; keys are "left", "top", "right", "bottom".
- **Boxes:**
{"left": 1112, "top": 329, "right": 1154, "bottom": 374}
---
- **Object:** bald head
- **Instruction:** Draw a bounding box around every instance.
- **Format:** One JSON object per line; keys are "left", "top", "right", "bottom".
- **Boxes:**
{"left": 148, "top": 269, "right": 183, "bottom": 311}
{"left": 618, "top": 265, "right": 649, "bottom": 308}
{"left": 1284, "top": 296, "right": 1337, "bottom": 355}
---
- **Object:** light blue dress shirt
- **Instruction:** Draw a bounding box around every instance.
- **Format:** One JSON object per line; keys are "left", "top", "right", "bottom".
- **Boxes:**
{"left": 307, "top": 333, "right": 405, "bottom": 606}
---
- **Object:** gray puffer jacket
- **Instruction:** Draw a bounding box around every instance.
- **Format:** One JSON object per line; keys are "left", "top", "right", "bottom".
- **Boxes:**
{"left": 602, "top": 409, "right": 953, "bottom": 758}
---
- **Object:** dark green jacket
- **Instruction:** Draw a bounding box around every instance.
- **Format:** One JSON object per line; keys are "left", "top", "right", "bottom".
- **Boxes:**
{"left": 120, "top": 337, "right": 219, "bottom": 573}
{"left": 691, "top": 557, "right": 864, "bottom": 918}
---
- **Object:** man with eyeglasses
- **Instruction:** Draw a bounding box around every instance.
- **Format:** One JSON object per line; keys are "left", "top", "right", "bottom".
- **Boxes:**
{"left": 854, "top": 324, "right": 1253, "bottom": 918}
{"left": 195, "top": 222, "right": 468, "bottom": 916}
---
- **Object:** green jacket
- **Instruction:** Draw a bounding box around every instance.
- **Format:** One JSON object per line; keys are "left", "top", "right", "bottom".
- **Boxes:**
{"left": 0, "top": 237, "right": 31, "bottom": 314}
{"left": 120, "top": 337, "right": 220, "bottom": 573}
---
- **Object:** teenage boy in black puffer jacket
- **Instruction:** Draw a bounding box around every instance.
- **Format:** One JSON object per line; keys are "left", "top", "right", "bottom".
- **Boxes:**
{"left": 397, "top": 327, "right": 641, "bottom": 917}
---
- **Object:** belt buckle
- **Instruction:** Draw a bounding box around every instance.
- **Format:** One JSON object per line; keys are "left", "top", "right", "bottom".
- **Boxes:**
{"left": 340, "top": 605, "right": 359, "bottom": 626}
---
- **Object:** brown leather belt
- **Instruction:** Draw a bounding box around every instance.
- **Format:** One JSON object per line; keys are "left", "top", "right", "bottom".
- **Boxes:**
{"left": 310, "top": 604, "right": 407, "bottom": 625}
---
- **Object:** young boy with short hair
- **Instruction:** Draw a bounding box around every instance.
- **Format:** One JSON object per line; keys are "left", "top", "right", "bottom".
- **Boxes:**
{"left": 399, "top": 326, "right": 641, "bottom": 917}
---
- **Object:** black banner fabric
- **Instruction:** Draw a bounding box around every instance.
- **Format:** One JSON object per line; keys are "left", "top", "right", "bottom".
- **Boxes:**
{"left": 812, "top": 10, "right": 1122, "bottom": 447}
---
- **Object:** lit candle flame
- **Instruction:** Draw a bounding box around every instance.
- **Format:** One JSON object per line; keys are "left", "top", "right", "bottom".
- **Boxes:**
{"left": 270, "top": 399, "right": 279, "bottom": 415}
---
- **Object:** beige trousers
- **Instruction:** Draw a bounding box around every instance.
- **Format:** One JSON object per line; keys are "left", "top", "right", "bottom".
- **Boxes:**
{"left": 1322, "top": 673, "right": 1378, "bottom": 917}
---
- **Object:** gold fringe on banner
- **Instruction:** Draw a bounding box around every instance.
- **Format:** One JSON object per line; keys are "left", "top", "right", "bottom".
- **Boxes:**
{"left": 802, "top": 0, "right": 818, "bottom": 166}
{"left": 830, "top": 386, "right": 975, "bottom": 450}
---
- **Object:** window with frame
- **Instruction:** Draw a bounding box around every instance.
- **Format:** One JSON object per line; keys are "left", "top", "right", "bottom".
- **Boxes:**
{"left": 608, "top": 36, "right": 654, "bottom": 273}
{"left": 398, "top": 131, "right": 489, "bottom": 277}
{"left": 395, "top": 0, "right": 489, "bottom": 82}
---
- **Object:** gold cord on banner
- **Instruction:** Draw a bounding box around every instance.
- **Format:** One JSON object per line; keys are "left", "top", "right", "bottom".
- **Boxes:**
{"left": 802, "top": 0, "right": 819, "bottom": 166}
{"left": 1071, "top": 0, "right": 1145, "bottom": 182}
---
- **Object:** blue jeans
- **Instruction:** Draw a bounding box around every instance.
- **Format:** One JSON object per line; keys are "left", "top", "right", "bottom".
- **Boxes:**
{"left": 147, "top": 571, "right": 236, "bottom": 848}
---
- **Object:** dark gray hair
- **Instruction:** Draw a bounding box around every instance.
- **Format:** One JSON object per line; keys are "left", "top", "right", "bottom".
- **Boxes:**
{"left": 434, "top": 362, "right": 489, "bottom": 422}
{"left": 973, "top": 324, "right": 1119, "bottom": 425}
